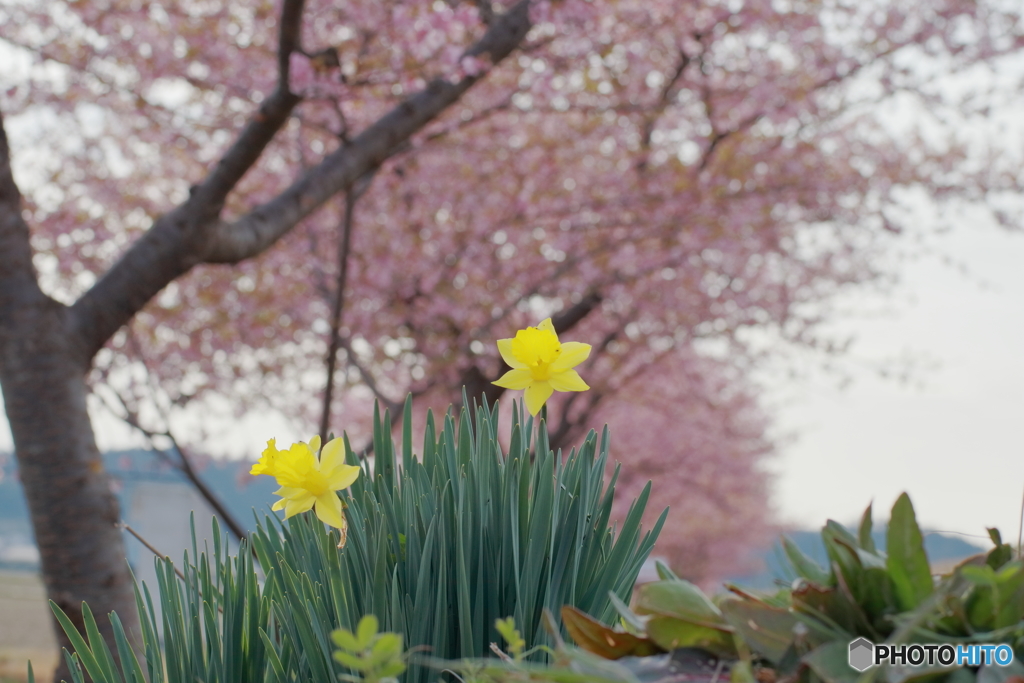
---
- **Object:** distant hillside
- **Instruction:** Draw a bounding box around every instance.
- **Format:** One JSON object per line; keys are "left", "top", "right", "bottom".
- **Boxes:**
{"left": 0, "top": 450, "right": 278, "bottom": 570}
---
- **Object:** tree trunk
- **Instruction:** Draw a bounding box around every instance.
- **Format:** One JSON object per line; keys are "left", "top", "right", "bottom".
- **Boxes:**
{"left": 1, "top": 114, "right": 139, "bottom": 682}
{"left": 0, "top": 298, "right": 140, "bottom": 682}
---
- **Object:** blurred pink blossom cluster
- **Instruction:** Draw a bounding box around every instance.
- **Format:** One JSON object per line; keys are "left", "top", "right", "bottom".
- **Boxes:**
{"left": 3, "top": 0, "right": 1022, "bottom": 581}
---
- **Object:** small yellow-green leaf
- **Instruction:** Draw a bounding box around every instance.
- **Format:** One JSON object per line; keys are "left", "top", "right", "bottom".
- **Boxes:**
{"left": 378, "top": 661, "right": 407, "bottom": 677}
{"left": 333, "top": 650, "right": 367, "bottom": 670}
{"left": 356, "top": 614, "right": 379, "bottom": 650}
{"left": 368, "top": 633, "right": 403, "bottom": 665}
{"left": 332, "top": 628, "right": 360, "bottom": 652}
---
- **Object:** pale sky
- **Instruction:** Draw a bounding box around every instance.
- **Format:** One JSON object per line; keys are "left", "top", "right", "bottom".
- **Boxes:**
{"left": 764, "top": 224, "right": 1024, "bottom": 544}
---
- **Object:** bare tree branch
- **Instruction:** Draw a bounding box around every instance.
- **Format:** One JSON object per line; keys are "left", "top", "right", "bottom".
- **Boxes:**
{"left": 193, "top": 0, "right": 306, "bottom": 209}
{"left": 94, "top": 369, "right": 250, "bottom": 543}
{"left": 471, "top": 0, "right": 497, "bottom": 26}
{"left": 68, "top": 0, "right": 532, "bottom": 369}
{"left": 337, "top": 337, "right": 404, "bottom": 419}
{"left": 319, "top": 175, "right": 373, "bottom": 443}
{"left": 200, "top": 0, "right": 532, "bottom": 264}
{"left": 67, "top": 0, "right": 304, "bottom": 365}
{"left": 640, "top": 46, "right": 692, "bottom": 152}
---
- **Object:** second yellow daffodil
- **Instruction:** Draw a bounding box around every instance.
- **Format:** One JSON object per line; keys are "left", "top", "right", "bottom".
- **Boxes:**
{"left": 493, "top": 317, "right": 591, "bottom": 416}
{"left": 251, "top": 435, "right": 360, "bottom": 538}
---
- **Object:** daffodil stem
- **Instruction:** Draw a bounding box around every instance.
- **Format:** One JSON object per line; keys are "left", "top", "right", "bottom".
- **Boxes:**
{"left": 537, "top": 404, "right": 548, "bottom": 458}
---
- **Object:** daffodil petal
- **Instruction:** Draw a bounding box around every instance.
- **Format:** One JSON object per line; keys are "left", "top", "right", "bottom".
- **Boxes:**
{"left": 549, "top": 369, "right": 590, "bottom": 392}
{"left": 251, "top": 439, "right": 280, "bottom": 475}
{"left": 326, "top": 464, "right": 361, "bottom": 491}
{"left": 524, "top": 381, "right": 554, "bottom": 416}
{"left": 551, "top": 341, "right": 591, "bottom": 372}
{"left": 537, "top": 318, "right": 556, "bottom": 334}
{"left": 313, "top": 493, "right": 345, "bottom": 528}
{"left": 496, "top": 338, "right": 525, "bottom": 368}
{"left": 319, "top": 437, "right": 346, "bottom": 471}
{"left": 493, "top": 368, "right": 533, "bottom": 390}
{"left": 308, "top": 435, "right": 322, "bottom": 454}
{"left": 284, "top": 493, "right": 315, "bottom": 518}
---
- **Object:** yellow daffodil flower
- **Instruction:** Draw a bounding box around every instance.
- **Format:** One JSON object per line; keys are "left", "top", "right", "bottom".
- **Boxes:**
{"left": 251, "top": 436, "right": 361, "bottom": 540}
{"left": 492, "top": 317, "right": 591, "bottom": 416}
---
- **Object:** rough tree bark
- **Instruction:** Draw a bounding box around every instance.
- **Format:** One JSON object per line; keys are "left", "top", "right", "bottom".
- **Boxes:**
{"left": 0, "top": 1, "right": 534, "bottom": 679}
{"left": 0, "top": 116, "right": 142, "bottom": 678}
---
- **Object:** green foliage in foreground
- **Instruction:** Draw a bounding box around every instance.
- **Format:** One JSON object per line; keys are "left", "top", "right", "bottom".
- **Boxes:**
{"left": 557, "top": 493, "right": 1024, "bottom": 683}
{"left": 332, "top": 615, "right": 407, "bottom": 683}
{"left": 51, "top": 396, "right": 666, "bottom": 683}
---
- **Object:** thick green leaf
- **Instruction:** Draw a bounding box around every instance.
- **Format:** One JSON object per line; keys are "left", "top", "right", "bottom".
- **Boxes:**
{"left": 643, "top": 616, "right": 737, "bottom": 659}
{"left": 802, "top": 641, "right": 860, "bottom": 683}
{"left": 823, "top": 522, "right": 866, "bottom": 599}
{"left": 886, "top": 493, "right": 934, "bottom": 610}
{"left": 858, "top": 504, "right": 877, "bottom": 553}
{"left": 561, "top": 606, "right": 663, "bottom": 659}
{"left": 993, "top": 561, "right": 1024, "bottom": 628}
{"left": 978, "top": 659, "right": 1024, "bottom": 683}
{"left": 985, "top": 528, "right": 1013, "bottom": 571}
{"left": 782, "top": 536, "right": 833, "bottom": 586}
{"left": 789, "top": 582, "right": 859, "bottom": 640}
{"left": 607, "top": 591, "right": 647, "bottom": 635}
{"left": 633, "top": 580, "right": 728, "bottom": 629}
{"left": 719, "top": 597, "right": 800, "bottom": 665}
{"left": 655, "top": 560, "right": 681, "bottom": 582}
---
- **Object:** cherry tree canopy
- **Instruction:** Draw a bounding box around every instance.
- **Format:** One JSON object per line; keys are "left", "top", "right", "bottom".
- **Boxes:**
{"left": 2, "top": 0, "right": 1023, "bottom": 596}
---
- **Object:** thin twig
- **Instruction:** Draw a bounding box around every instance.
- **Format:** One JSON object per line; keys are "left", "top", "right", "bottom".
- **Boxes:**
{"left": 336, "top": 337, "right": 403, "bottom": 417}
{"left": 121, "top": 521, "right": 187, "bottom": 583}
{"left": 320, "top": 187, "right": 359, "bottom": 443}
{"left": 98, "top": 382, "right": 250, "bottom": 543}
{"left": 1017, "top": 485, "right": 1023, "bottom": 558}
{"left": 121, "top": 521, "right": 229, "bottom": 615}
{"left": 488, "top": 642, "right": 514, "bottom": 662}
